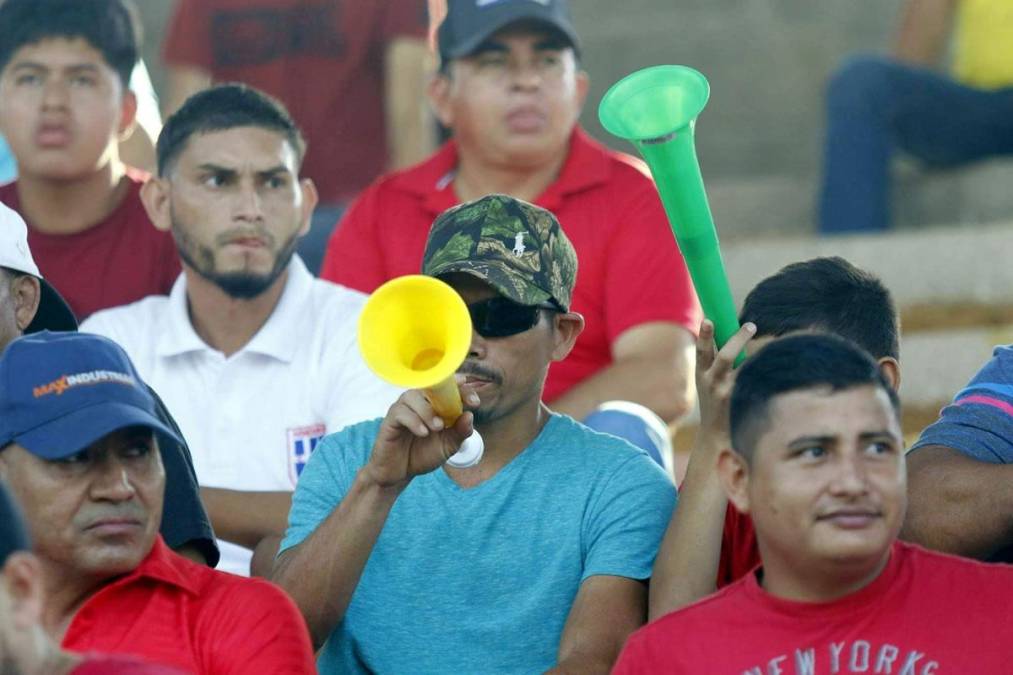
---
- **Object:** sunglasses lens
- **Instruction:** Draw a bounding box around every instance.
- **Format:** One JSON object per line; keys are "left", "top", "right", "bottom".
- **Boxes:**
{"left": 469, "top": 298, "right": 541, "bottom": 338}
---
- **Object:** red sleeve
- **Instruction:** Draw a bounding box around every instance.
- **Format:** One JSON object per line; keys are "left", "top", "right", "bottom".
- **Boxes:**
{"left": 611, "top": 629, "right": 656, "bottom": 675}
{"left": 603, "top": 176, "right": 702, "bottom": 343}
{"left": 163, "top": 0, "right": 214, "bottom": 69}
{"left": 718, "top": 504, "right": 760, "bottom": 588}
{"left": 199, "top": 579, "right": 316, "bottom": 674}
{"left": 319, "top": 185, "right": 389, "bottom": 292}
{"left": 378, "top": 0, "right": 429, "bottom": 42}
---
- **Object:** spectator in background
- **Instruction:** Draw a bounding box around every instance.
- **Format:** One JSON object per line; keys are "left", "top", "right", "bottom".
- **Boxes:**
{"left": 163, "top": 0, "right": 435, "bottom": 274}
{"left": 0, "top": 60, "right": 163, "bottom": 181}
{"left": 0, "top": 0, "right": 180, "bottom": 320}
{"left": 649, "top": 257, "right": 902, "bottom": 620}
{"left": 614, "top": 335, "right": 1013, "bottom": 673}
{"left": 0, "top": 481, "right": 188, "bottom": 675}
{"left": 0, "top": 332, "right": 316, "bottom": 673}
{"left": 82, "top": 84, "right": 399, "bottom": 577}
{"left": 1, "top": 198, "right": 218, "bottom": 568}
{"left": 820, "top": 0, "right": 1013, "bottom": 233}
{"left": 904, "top": 345, "right": 1013, "bottom": 562}
{"left": 320, "top": 0, "right": 700, "bottom": 432}
{"left": 274, "top": 195, "right": 676, "bottom": 674}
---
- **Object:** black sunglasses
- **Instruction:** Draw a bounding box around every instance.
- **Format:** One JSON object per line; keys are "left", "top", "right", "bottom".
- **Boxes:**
{"left": 468, "top": 297, "right": 559, "bottom": 338}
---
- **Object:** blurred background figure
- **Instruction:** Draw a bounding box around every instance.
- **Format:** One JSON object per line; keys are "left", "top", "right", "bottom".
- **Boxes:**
{"left": 162, "top": 0, "right": 436, "bottom": 273}
{"left": 819, "top": 0, "right": 1013, "bottom": 233}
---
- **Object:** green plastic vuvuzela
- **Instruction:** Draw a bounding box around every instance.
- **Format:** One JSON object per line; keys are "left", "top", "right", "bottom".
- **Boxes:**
{"left": 599, "top": 65, "right": 742, "bottom": 361}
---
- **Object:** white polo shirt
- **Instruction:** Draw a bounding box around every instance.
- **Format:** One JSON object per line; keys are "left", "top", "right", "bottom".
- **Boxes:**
{"left": 81, "top": 256, "right": 400, "bottom": 575}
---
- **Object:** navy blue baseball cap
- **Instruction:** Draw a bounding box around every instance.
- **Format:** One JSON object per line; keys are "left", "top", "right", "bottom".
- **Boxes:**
{"left": 438, "top": 0, "right": 581, "bottom": 64}
{"left": 0, "top": 331, "right": 180, "bottom": 460}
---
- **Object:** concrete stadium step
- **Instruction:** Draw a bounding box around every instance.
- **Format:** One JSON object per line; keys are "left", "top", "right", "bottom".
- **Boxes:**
{"left": 705, "top": 161, "right": 1013, "bottom": 239}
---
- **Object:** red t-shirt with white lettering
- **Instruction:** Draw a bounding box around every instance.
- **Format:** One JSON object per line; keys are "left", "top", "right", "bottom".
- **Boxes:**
{"left": 0, "top": 172, "right": 180, "bottom": 320}
{"left": 62, "top": 537, "right": 315, "bottom": 674}
{"left": 319, "top": 129, "right": 701, "bottom": 403}
{"left": 163, "top": 0, "right": 428, "bottom": 204}
{"left": 615, "top": 542, "right": 1013, "bottom": 674}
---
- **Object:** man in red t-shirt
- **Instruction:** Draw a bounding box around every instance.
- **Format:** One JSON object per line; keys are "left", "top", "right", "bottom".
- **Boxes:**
{"left": 162, "top": 0, "right": 433, "bottom": 274}
{"left": 650, "top": 258, "right": 902, "bottom": 620}
{"left": 0, "top": 332, "right": 315, "bottom": 673}
{"left": 1, "top": 481, "right": 185, "bottom": 675}
{"left": 615, "top": 334, "right": 1013, "bottom": 673}
{"left": 0, "top": 0, "right": 180, "bottom": 322}
{"left": 319, "top": 0, "right": 700, "bottom": 426}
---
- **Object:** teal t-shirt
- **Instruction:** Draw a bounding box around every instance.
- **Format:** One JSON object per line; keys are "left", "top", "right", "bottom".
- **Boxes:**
{"left": 280, "top": 413, "right": 677, "bottom": 675}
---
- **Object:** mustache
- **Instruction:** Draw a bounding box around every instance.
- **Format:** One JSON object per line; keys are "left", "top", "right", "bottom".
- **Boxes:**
{"left": 458, "top": 361, "right": 503, "bottom": 385}
{"left": 74, "top": 504, "right": 148, "bottom": 529}
{"left": 215, "top": 227, "right": 276, "bottom": 246}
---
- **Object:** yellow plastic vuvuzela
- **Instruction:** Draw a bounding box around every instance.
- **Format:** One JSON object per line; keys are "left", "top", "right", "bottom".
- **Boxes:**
{"left": 357, "top": 275, "right": 484, "bottom": 467}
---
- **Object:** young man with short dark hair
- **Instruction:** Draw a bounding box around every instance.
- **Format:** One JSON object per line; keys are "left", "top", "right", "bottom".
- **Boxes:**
{"left": 615, "top": 334, "right": 1013, "bottom": 673}
{"left": 0, "top": 0, "right": 179, "bottom": 320}
{"left": 650, "top": 257, "right": 902, "bottom": 618}
{"left": 82, "top": 83, "right": 398, "bottom": 576}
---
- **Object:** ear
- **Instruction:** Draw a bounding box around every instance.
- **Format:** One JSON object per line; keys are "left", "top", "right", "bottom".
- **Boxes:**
{"left": 717, "top": 447, "right": 751, "bottom": 515}
{"left": 11, "top": 274, "right": 41, "bottom": 332}
{"left": 427, "top": 72, "right": 454, "bottom": 128}
{"left": 550, "top": 311, "right": 584, "bottom": 361}
{"left": 297, "top": 178, "right": 319, "bottom": 238}
{"left": 140, "top": 177, "right": 173, "bottom": 233}
{"left": 877, "top": 356, "right": 901, "bottom": 391}
{"left": 117, "top": 89, "right": 139, "bottom": 142}
{"left": 2, "top": 552, "right": 44, "bottom": 631}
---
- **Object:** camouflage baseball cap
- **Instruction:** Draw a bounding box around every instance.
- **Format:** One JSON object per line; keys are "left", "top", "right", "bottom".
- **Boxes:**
{"left": 422, "top": 194, "right": 578, "bottom": 311}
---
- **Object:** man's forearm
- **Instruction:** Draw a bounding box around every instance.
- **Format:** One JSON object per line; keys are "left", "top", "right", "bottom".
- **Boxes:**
{"left": 903, "top": 445, "right": 1013, "bottom": 559}
{"left": 384, "top": 37, "right": 435, "bottom": 170}
{"left": 648, "top": 444, "right": 726, "bottom": 620}
{"left": 551, "top": 357, "right": 693, "bottom": 422}
{"left": 271, "top": 470, "right": 401, "bottom": 648}
{"left": 199, "top": 487, "right": 291, "bottom": 549}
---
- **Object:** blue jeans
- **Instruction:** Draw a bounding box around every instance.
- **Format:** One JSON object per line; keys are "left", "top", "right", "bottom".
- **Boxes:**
{"left": 583, "top": 401, "right": 674, "bottom": 479}
{"left": 297, "top": 202, "right": 347, "bottom": 276}
{"left": 819, "top": 55, "right": 1013, "bottom": 234}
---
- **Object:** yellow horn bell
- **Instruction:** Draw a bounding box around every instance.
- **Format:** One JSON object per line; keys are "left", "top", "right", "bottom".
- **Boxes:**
{"left": 358, "top": 275, "right": 472, "bottom": 424}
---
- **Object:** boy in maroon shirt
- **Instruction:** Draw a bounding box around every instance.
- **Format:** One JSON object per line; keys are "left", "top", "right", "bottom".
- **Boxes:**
{"left": 0, "top": 0, "right": 179, "bottom": 320}
{"left": 615, "top": 334, "right": 1013, "bottom": 674}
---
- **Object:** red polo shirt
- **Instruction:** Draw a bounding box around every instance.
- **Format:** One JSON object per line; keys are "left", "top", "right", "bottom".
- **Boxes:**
{"left": 62, "top": 537, "right": 315, "bottom": 674}
{"left": 320, "top": 127, "right": 701, "bottom": 403}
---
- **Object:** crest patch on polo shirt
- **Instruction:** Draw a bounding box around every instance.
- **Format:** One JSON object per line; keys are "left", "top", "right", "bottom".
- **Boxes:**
{"left": 287, "top": 423, "right": 325, "bottom": 484}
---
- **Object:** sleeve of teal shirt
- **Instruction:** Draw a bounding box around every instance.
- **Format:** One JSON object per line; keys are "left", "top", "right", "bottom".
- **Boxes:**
{"left": 581, "top": 451, "right": 677, "bottom": 582}
{"left": 279, "top": 419, "right": 381, "bottom": 554}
